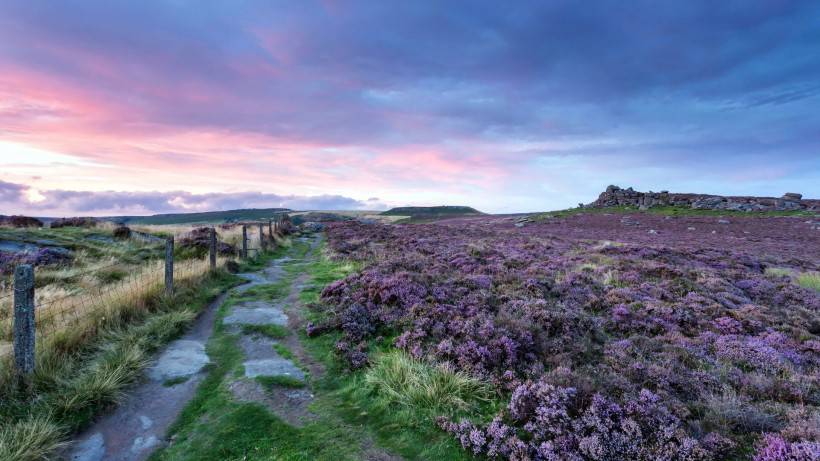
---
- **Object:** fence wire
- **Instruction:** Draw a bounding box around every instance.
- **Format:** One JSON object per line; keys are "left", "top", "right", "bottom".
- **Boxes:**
{"left": 0, "top": 221, "right": 283, "bottom": 361}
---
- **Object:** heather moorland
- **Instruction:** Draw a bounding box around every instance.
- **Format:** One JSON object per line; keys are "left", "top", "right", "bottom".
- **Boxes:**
{"left": 310, "top": 212, "right": 820, "bottom": 460}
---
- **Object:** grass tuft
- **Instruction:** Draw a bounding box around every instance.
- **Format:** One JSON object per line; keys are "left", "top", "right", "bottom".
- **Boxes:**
{"left": 256, "top": 375, "right": 306, "bottom": 389}
{"left": 0, "top": 270, "right": 240, "bottom": 460}
{"left": 362, "top": 350, "right": 491, "bottom": 413}
{"left": 163, "top": 376, "right": 191, "bottom": 387}
{"left": 796, "top": 271, "right": 820, "bottom": 292}
{"left": 241, "top": 323, "right": 289, "bottom": 339}
{"left": 0, "top": 415, "right": 65, "bottom": 461}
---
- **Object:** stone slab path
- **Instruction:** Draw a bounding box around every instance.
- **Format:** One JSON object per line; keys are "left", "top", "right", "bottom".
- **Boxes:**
{"left": 65, "top": 234, "right": 401, "bottom": 461}
{"left": 225, "top": 236, "right": 319, "bottom": 426}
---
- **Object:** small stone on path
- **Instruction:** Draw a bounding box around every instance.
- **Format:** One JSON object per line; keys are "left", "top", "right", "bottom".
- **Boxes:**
{"left": 69, "top": 433, "right": 105, "bottom": 461}
{"left": 148, "top": 340, "right": 209, "bottom": 381}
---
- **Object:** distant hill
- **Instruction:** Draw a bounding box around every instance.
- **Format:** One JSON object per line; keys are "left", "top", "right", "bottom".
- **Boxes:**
{"left": 381, "top": 206, "right": 483, "bottom": 218}
{"left": 111, "top": 208, "right": 291, "bottom": 225}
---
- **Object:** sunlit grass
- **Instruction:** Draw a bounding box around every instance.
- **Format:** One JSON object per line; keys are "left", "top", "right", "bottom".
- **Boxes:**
{"left": 362, "top": 350, "right": 491, "bottom": 414}
{"left": 796, "top": 271, "right": 820, "bottom": 292}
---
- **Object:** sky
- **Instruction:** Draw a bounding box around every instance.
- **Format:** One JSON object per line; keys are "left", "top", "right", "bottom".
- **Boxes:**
{"left": 1, "top": 0, "right": 819, "bottom": 216}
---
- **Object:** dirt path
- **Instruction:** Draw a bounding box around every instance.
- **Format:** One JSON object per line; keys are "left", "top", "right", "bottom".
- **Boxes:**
{"left": 64, "top": 255, "right": 285, "bottom": 461}
{"left": 64, "top": 290, "right": 230, "bottom": 461}
{"left": 65, "top": 234, "right": 401, "bottom": 461}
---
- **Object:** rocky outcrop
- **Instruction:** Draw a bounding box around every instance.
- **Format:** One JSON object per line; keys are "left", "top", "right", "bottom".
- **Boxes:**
{"left": 587, "top": 186, "right": 819, "bottom": 212}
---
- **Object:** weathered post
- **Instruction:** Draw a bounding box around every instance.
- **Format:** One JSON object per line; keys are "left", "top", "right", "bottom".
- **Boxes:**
{"left": 258, "top": 223, "right": 265, "bottom": 251}
{"left": 165, "top": 237, "right": 174, "bottom": 296}
{"left": 13, "top": 264, "right": 35, "bottom": 377}
{"left": 268, "top": 220, "right": 273, "bottom": 241}
{"left": 242, "top": 225, "right": 248, "bottom": 259}
{"left": 209, "top": 227, "right": 217, "bottom": 270}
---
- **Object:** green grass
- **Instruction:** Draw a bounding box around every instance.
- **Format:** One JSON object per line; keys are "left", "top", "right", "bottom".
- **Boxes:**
{"left": 764, "top": 267, "right": 794, "bottom": 278}
{"left": 0, "top": 226, "right": 164, "bottom": 265}
{"left": 96, "top": 268, "right": 128, "bottom": 284}
{"left": 765, "top": 268, "right": 820, "bottom": 292}
{"left": 361, "top": 350, "right": 491, "bottom": 413}
{"left": 380, "top": 206, "right": 482, "bottom": 217}
{"left": 273, "top": 343, "right": 297, "bottom": 361}
{"left": 238, "top": 282, "right": 289, "bottom": 301}
{"left": 531, "top": 204, "right": 815, "bottom": 220}
{"left": 796, "top": 271, "right": 820, "bottom": 292}
{"left": 0, "top": 269, "right": 240, "bottom": 461}
{"left": 241, "top": 324, "right": 290, "bottom": 339}
{"left": 256, "top": 375, "right": 305, "bottom": 389}
{"left": 163, "top": 376, "right": 191, "bottom": 387}
{"left": 114, "top": 208, "right": 290, "bottom": 225}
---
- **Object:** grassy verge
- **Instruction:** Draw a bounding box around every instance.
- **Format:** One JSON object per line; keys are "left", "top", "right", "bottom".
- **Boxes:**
{"left": 152, "top": 242, "right": 367, "bottom": 461}
{"left": 531, "top": 205, "right": 816, "bottom": 220}
{"left": 0, "top": 269, "right": 240, "bottom": 461}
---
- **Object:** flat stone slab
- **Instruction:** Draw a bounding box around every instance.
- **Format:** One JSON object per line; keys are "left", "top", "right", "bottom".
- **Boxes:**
{"left": 238, "top": 334, "right": 279, "bottom": 359}
{"left": 147, "top": 340, "right": 209, "bottom": 381}
{"left": 69, "top": 432, "right": 105, "bottom": 461}
{"left": 223, "top": 305, "right": 288, "bottom": 326}
{"left": 244, "top": 358, "right": 305, "bottom": 380}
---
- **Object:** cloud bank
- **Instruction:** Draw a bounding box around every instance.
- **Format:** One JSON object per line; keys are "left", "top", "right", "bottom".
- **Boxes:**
{"left": 0, "top": 180, "right": 384, "bottom": 216}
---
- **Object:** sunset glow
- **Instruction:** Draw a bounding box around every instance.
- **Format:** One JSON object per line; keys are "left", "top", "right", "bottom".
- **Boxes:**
{"left": 1, "top": 1, "right": 819, "bottom": 215}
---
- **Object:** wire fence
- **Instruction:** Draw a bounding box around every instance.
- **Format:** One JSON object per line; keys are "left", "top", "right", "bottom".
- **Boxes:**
{"left": 0, "top": 219, "right": 288, "bottom": 367}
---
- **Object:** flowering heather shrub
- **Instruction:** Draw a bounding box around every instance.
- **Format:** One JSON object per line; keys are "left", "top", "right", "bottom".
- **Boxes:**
{"left": 0, "top": 248, "right": 72, "bottom": 274}
{"left": 314, "top": 215, "right": 820, "bottom": 459}
{"left": 753, "top": 434, "right": 820, "bottom": 461}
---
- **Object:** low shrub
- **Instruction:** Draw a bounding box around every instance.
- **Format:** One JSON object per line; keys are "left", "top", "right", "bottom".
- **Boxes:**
{"left": 50, "top": 217, "right": 97, "bottom": 229}
{"left": 0, "top": 216, "right": 44, "bottom": 228}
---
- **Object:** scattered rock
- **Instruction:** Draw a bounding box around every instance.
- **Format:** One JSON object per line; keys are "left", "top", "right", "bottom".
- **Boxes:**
{"left": 648, "top": 229, "right": 658, "bottom": 234}
{"left": 717, "top": 219, "right": 730, "bottom": 224}
{"left": 113, "top": 225, "right": 132, "bottom": 240}
{"left": 620, "top": 216, "right": 640, "bottom": 226}
{"left": 687, "top": 227, "right": 696, "bottom": 231}
{"left": 68, "top": 432, "right": 105, "bottom": 461}
{"left": 587, "top": 185, "right": 818, "bottom": 212}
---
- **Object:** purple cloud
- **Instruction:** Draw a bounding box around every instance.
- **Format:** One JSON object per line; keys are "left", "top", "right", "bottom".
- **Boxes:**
{"left": 0, "top": 180, "right": 385, "bottom": 216}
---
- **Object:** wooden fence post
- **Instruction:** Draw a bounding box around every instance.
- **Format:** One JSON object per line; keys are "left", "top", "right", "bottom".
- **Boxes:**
{"left": 165, "top": 237, "right": 174, "bottom": 296}
{"left": 242, "top": 225, "right": 248, "bottom": 259}
{"left": 13, "top": 264, "right": 35, "bottom": 377}
{"left": 258, "top": 223, "right": 265, "bottom": 251}
{"left": 209, "top": 227, "right": 217, "bottom": 270}
{"left": 268, "top": 220, "right": 273, "bottom": 240}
